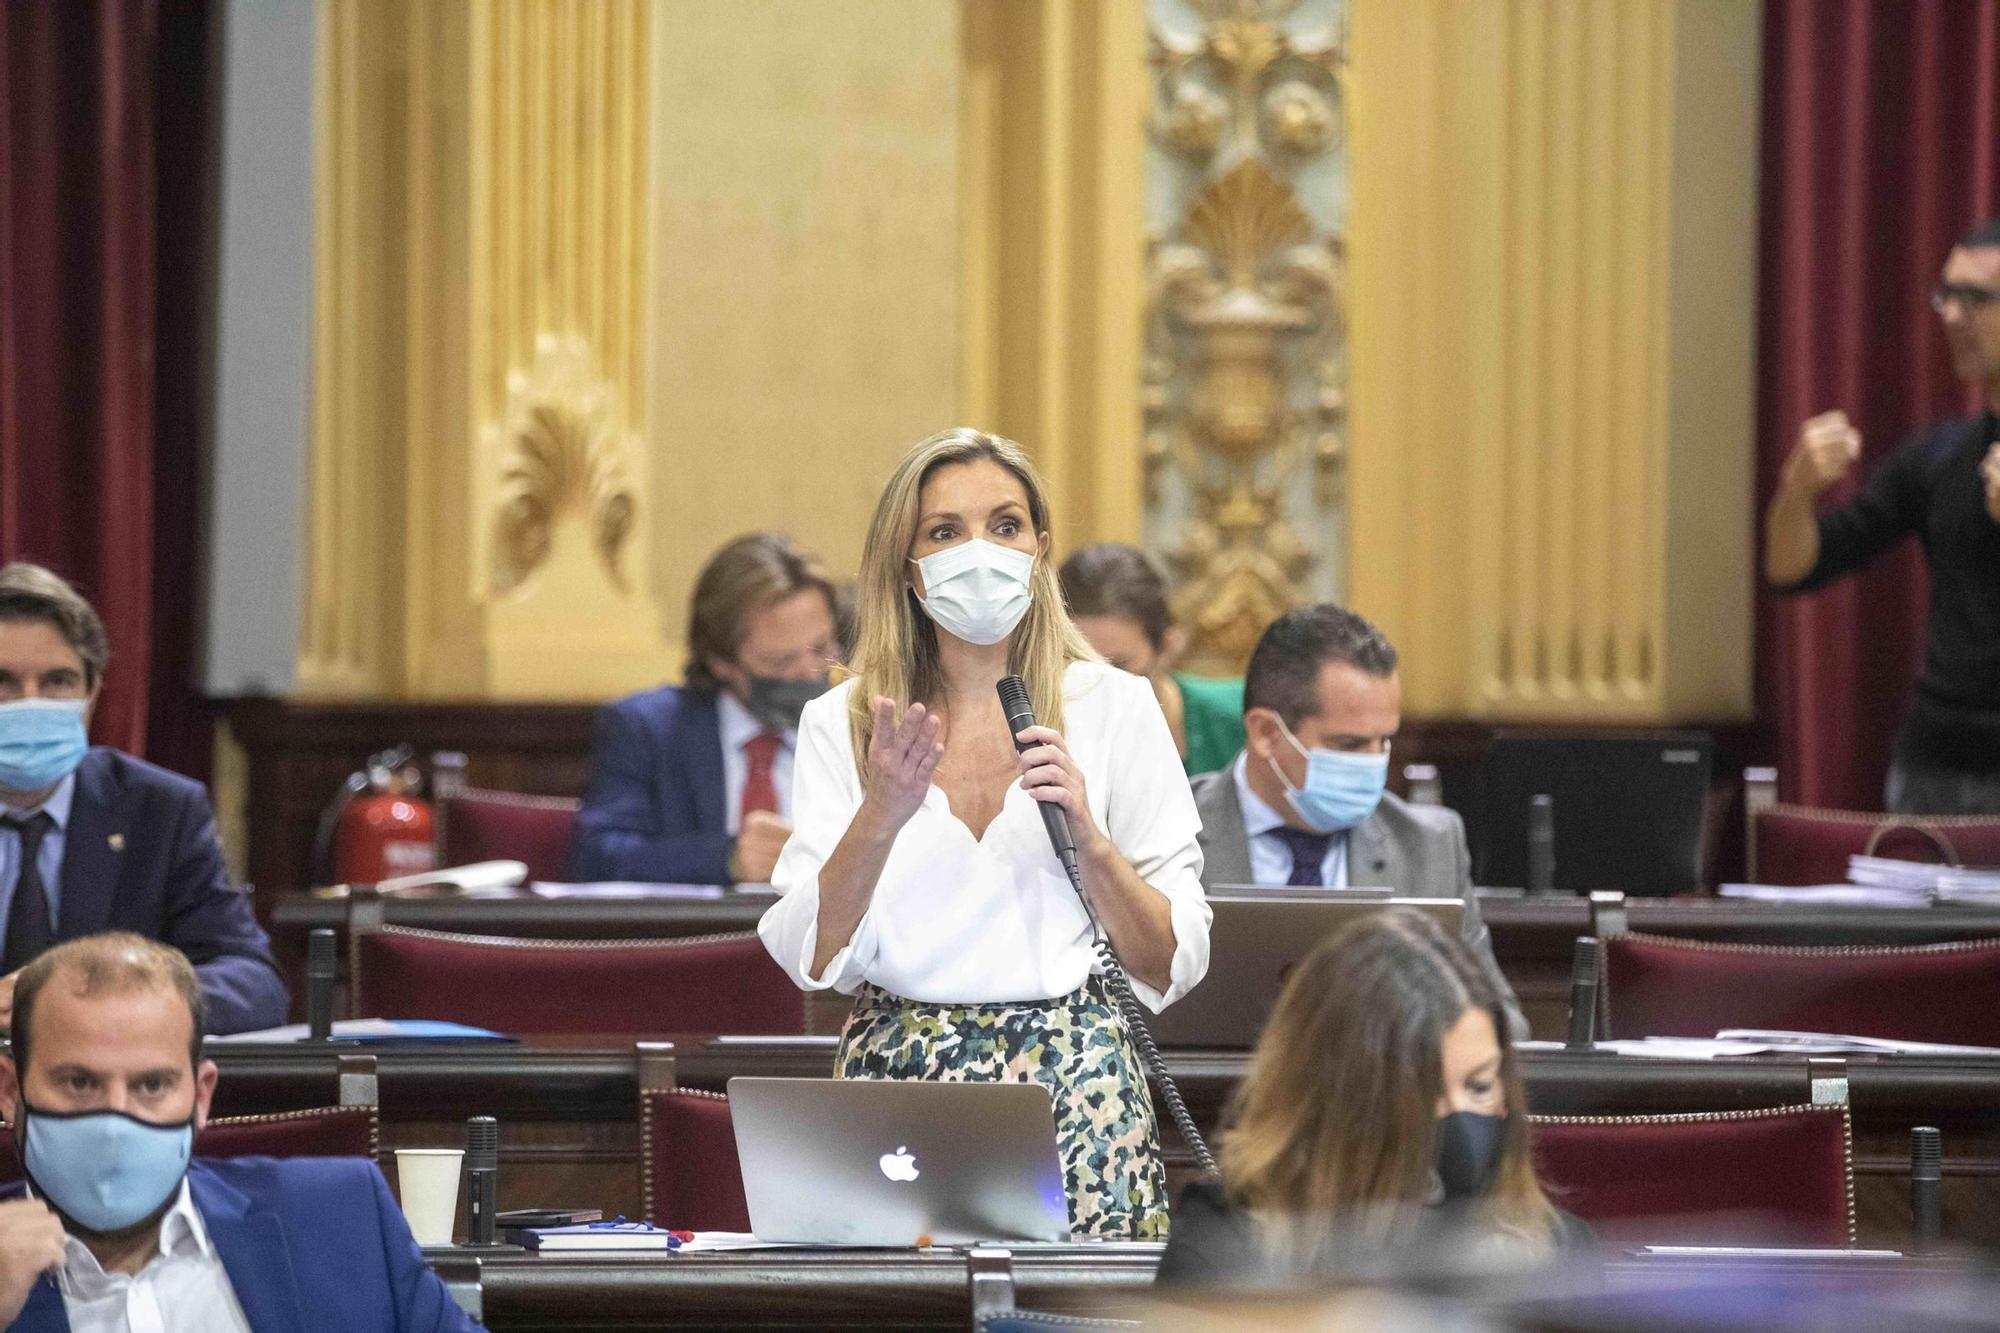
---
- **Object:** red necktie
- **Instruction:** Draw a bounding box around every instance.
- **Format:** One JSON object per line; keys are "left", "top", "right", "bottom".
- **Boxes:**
{"left": 740, "top": 733, "right": 781, "bottom": 825}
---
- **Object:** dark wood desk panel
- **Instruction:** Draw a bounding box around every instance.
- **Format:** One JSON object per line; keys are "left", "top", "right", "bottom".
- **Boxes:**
{"left": 429, "top": 1247, "right": 1996, "bottom": 1332}
{"left": 434, "top": 1246, "right": 1164, "bottom": 1331}
{"left": 208, "top": 1040, "right": 2000, "bottom": 1250}
{"left": 272, "top": 889, "right": 2000, "bottom": 1039}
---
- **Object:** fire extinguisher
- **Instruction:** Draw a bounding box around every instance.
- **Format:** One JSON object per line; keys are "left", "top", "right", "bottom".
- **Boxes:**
{"left": 313, "top": 745, "right": 438, "bottom": 885}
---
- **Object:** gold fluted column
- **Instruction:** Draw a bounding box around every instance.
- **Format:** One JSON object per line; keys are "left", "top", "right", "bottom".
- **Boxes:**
{"left": 305, "top": 0, "right": 658, "bottom": 701}
{"left": 1345, "top": 0, "right": 1758, "bottom": 721}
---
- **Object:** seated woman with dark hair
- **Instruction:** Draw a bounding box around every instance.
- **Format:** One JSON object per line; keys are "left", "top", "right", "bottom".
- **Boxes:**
{"left": 1056, "top": 543, "right": 1244, "bottom": 775}
{"left": 1159, "top": 907, "right": 1587, "bottom": 1286}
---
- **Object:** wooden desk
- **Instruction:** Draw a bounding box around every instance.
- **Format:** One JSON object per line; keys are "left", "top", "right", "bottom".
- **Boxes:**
{"left": 1486, "top": 896, "right": 2000, "bottom": 1038}
{"left": 423, "top": 1246, "right": 1995, "bottom": 1331}
{"left": 207, "top": 1039, "right": 2000, "bottom": 1251}
{"left": 272, "top": 888, "right": 2000, "bottom": 1039}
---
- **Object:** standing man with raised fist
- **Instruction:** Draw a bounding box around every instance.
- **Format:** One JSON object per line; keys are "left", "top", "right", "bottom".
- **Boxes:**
{"left": 1764, "top": 218, "right": 2000, "bottom": 815}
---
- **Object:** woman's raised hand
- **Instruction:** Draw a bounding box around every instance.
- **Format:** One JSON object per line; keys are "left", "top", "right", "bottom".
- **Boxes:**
{"left": 861, "top": 696, "right": 944, "bottom": 829}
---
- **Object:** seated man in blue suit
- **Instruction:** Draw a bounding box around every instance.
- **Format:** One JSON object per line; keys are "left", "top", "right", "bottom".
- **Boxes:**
{"left": 0, "top": 564, "right": 285, "bottom": 1036}
{"left": 0, "top": 932, "right": 481, "bottom": 1331}
{"left": 569, "top": 533, "right": 838, "bottom": 886}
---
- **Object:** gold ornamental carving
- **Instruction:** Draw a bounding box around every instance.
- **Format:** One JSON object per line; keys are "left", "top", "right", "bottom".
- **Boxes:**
{"left": 487, "top": 333, "right": 639, "bottom": 598}
{"left": 1146, "top": 0, "right": 1346, "bottom": 672}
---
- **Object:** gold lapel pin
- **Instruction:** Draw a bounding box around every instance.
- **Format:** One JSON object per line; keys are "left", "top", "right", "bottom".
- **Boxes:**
{"left": 108, "top": 833, "right": 125, "bottom": 852}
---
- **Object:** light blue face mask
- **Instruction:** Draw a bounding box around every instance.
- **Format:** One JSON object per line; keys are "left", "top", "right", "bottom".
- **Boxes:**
{"left": 0, "top": 698, "right": 89, "bottom": 794}
{"left": 1267, "top": 720, "right": 1390, "bottom": 833}
{"left": 22, "top": 1102, "right": 194, "bottom": 1234}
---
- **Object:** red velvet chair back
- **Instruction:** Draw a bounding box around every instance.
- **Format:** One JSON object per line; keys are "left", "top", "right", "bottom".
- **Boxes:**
{"left": 1602, "top": 932, "right": 2000, "bottom": 1043}
{"left": 1530, "top": 1104, "right": 1853, "bottom": 1246}
{"left": 640, "top": 1088, "right": 750, "bottom": 1231}
{"left": 1750, "top": 803, "right": 2000, "bottom": 886}
{"left": 0, "top": 1105, "right": 380, "bottom": 1184}
{"left": 354, "top": 927, "right": 805, "bottom": 1036}
{"left": 440, "top": 788, "right": 580, "bottom": 883}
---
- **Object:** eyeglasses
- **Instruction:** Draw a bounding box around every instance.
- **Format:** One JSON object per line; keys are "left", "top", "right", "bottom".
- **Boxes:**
{"left": 1931, "top": 282, "right": 2000, "bottom": 314}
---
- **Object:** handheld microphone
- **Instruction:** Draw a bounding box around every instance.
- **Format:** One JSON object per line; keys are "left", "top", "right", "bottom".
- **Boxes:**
{"left": 1528, "top": 793, "right": 1556, "bottom": 894}
{"left": 997, "top": 675, "right": 1081, "bottom": 881}
{"left": 993, "top": 673, "right": 1217, "bottom": 1178}
{"left": 1566, "top": 936, "right": 1599, "bottom": 1049}
{"left": 307, "top": 929, "right": 337, "bottom": 1041}
{"left": 1911, "top": 1125, "right": 1941, "bottom": 1255}
{"left": 465, "top": 1116, "right": 499, "bottom": 1246}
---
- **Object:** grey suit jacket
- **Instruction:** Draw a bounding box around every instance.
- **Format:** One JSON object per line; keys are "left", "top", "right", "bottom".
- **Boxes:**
{"left": 1191, "top": 761, "right": 1528, "bottom": 1040}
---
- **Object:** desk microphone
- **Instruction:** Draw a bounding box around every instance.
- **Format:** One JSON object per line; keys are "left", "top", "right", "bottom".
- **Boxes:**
{"left": 997, "top": 676, "right": 1080, "bottom": 883}
{"left": 307, "top": 930, "right": 337, "bottom": 1041}
{"left": 1911, "top": 1126, "right": 1941, "bottom": 1255}
{"left": 1566, "top": 937, "right": 1599, "bottom": 1049}
{"left": 1528, "top": 794, "right": 1556, "bottom": 894}
{"left": 465, "top": 1116, "right": 498, "bottom": 1246}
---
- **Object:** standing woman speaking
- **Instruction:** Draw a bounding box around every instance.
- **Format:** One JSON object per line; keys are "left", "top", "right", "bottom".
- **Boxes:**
{"left": 759, "top": 428, "right": 1211, "bottom": 1238}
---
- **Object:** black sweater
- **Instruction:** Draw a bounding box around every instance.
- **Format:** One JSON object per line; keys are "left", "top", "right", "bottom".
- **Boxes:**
{"left": 1785, "top": 414, "right": 2000, "bottom": 771}
{"left": 1156, "top": 1178, "right": 1594, "bottom": 1288}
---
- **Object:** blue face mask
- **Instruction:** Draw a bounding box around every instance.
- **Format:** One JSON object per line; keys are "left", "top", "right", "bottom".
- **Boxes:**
{"left": 0, "top": 698, "right": 89, "bottom": 794}
{"left": 21, "top": 1101, "right": 194, "bottom": 1234}
{"left": 1267, "top": 720, "right": 1389, "bottom": 833}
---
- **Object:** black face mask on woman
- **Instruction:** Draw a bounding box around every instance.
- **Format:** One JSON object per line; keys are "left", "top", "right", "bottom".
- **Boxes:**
{"left": 1434, "top": 1111, "right": 1505, "bottom": 1201}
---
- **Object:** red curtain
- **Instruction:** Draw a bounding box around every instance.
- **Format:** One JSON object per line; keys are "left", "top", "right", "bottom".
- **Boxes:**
{"left": 1757, "top": 0, "right": 2000, "bottom": 810}
{"left": 0, "top": 0, "right": 209, "bottom": 777}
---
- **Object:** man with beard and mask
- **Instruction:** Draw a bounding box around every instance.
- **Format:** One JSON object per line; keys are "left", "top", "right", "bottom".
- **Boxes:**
{"left": 569, "top": 533, "right": 838, "bottom": 886}
{"left": 0, "top": 933, "right": 480, "bottom": 1331}
{"left": 1190, "top": 604, "right": 1525, "bottom": 1039}
{"left": 0, "top": 565, "right": 284, "bottom": 1037}
{"left": 1765, "top": 217, "right": 2000, "bottom": 814}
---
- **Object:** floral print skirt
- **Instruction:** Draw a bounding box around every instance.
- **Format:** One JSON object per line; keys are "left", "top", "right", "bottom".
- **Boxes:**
{"left": 833, "top": 977, "right": 1169, "bottom": 1239}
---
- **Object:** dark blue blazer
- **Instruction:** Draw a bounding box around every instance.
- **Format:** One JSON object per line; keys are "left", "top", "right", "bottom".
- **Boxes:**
{"left": 10, "top": 1157, "right": 483, "bottom": 1332}
{"left": 566, "top": 685, "right": 733, "bottom": 884}
{"left": 50, "top": 748, "right": 287, "bottom": 1035}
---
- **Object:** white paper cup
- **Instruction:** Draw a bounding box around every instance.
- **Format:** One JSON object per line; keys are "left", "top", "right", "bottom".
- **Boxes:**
{"left": 395, "top": 1148, "right": 464, "bottom": 1246}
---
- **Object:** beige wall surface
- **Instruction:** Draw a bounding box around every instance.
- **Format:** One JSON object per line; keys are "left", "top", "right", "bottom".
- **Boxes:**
{"left": 646, "top": 1, "right": 964, "bottom": 674}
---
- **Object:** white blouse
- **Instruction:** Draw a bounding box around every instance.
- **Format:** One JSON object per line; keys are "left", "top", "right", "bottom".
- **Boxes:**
{"left": 758, "top": 660, "right": 1211, "bottom": 1012}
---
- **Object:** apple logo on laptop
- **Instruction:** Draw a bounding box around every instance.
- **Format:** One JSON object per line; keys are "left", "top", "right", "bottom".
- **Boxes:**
{"left": 878, "top": 1146, "right": 920, "bottom": 1183}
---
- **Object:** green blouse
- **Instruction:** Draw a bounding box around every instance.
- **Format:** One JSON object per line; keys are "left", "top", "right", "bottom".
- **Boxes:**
{"left": 1172, "top": 672, "right": 1246, "bottom": 776}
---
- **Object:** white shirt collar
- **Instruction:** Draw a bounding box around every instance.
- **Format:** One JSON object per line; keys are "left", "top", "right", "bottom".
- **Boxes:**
{"left": 715, "top": 689, "right": 794, "bottom": 753}
{"left": 6, "top": 770, "right": 77, "bottom": 831}
{"left": 56, "top": 1177, "right": 211, "bottom": 1299}
{"left": 1231, "top": 750, "right": 1292, "bottom": 839}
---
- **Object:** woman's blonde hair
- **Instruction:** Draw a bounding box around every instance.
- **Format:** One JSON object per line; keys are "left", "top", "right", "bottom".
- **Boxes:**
{"left": 1219, "top": 907, "right": 1556, "bottom": 1260}
{"left": 847, "top": 428, "right": 1097, "bottom": 771}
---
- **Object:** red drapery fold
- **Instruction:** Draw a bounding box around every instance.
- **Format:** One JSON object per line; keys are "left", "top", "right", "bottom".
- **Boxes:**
{"left": 1757, "top": 0, "right": 2000, "bottom": 810}
{"left": 0, "top": 0, "right": 160, "bottom": 757}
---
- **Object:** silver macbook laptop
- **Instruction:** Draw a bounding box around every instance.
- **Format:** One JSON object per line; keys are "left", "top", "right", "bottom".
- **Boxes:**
{"left": 727, "top": 1076, "right": 1071, "bottom": 1245}
{"left": 1148, "top": 893, "right": 1466, "bottom": 1048}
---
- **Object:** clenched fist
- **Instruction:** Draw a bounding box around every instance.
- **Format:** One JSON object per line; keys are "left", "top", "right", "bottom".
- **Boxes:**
{"left": 1783, "top": 410, "right": 1863, "bottom": 496}
{"left": 730, "top": 810, "right": 792, "bottom": 886}
{"left": 0, "top": 1198, "right": 64, "bottom": 1324}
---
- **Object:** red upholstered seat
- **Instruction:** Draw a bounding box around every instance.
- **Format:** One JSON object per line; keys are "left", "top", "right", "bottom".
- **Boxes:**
{"left": 1530, "top": 1104, "right": 1853, "bottom": 1246}
{"left": 440, "top": 788, "right": 580, "bottom": 884}
{"left": 353, "top": 926, "right": 805, "bottom": 1036}
{"left": 640, "top": 1088, "right": 750, "bottom": 1231}
{"left": 1602, "top": 932, "right": 2000, "bottom": 1043}
{"left": 0, "top": 1105, "right": 379, "bottom": 1185}
{"left": 1750, "top": 803, "right": 2000, "bottom": 887}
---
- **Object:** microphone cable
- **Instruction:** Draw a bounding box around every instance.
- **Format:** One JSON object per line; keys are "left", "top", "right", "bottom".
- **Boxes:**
{"left": 998, "top": 673, "right": 1217, "bottom": 1178}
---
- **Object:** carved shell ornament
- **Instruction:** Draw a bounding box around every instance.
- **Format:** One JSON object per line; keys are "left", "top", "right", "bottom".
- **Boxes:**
{"left": 487, "top": 333, "right": 638, "bottom": 598}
